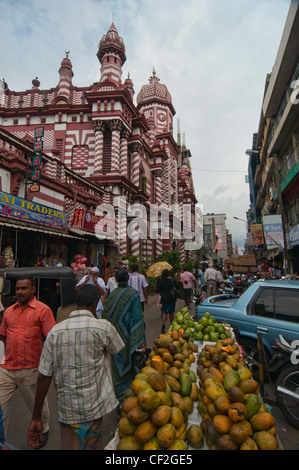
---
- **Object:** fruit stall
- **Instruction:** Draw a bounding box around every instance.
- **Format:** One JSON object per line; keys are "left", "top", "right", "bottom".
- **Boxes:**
{"left": 106, "top": 309, "right": 281, "bottom": 451}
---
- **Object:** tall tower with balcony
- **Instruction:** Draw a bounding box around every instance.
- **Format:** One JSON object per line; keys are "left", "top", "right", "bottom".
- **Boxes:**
{"left": 97, "top": 22, "right": 127, "bottom": 86}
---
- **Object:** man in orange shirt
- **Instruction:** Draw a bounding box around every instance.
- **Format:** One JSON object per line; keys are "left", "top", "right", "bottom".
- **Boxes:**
{"left": 0, "top": 277, "right": 55, "bottom": 448}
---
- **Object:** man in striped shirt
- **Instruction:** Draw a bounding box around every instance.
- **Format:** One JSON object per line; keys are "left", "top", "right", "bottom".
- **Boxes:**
{"left": 128, "top": 265, "right": 148, "bottom": 311}
{"left": 27, "top": 284, "right": 124, "bottom": 450}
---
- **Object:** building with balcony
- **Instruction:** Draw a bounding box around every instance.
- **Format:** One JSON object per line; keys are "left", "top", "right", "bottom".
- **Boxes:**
{"left": 247, "top": 0, "right": 299, "bottom": 272}
{"left": 203, "top": 213, "right": 228, "bottom": 261}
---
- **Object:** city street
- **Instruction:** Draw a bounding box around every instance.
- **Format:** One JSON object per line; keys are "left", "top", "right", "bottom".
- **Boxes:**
{"left": 1, "top": 294, "right": 299, "bottom": 451}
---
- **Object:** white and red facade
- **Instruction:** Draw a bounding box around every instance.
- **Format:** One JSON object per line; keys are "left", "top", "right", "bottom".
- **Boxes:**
{"left": 0, "top": 23, "right": 197, "bottom": 266}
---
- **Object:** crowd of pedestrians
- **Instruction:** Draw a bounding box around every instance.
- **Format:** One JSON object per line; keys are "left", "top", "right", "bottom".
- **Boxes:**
{"left": 0, "top": 260, "right": 219, "bottom": 450}
{"left": 0, "top": 263, "right": 149, "bottom": 450}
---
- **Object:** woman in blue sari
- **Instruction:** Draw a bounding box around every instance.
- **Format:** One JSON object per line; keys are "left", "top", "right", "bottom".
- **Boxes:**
{"left": 101, "top": 269, "right": 146, "bottom": 403}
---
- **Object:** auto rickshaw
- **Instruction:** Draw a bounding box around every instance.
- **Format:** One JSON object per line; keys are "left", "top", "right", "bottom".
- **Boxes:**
{"left": 0, "top": 266, "right": 77, "bottom": 321}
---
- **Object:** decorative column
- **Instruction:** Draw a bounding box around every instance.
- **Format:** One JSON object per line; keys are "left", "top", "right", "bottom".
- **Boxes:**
{"left": 130, "top": 234, "right": 140, "bottom": 258}
{"left": 110, "top": 119, "right": 122, "bottom": 172}
{"left": 120, "top": 127, "right": 130, "bottom": 177}
{"left": 93, "top": 120, "right": 106, "bottom": 173}
{"left": 178, "top": 195, "right": 186, "bottom": 264}
{"left": 129, "top": 141, "right": 143, "bottom": 186}
{"left": 153, "top": 169, "right": 163, "bottom": 257}
{"left": 154, "top": 169, "right": 162, "bottom": 205}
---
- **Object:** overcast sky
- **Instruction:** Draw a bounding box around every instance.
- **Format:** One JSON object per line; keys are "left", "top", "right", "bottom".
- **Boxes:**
{"left": 0, "top": 0, "right": 292, "bottom": 250}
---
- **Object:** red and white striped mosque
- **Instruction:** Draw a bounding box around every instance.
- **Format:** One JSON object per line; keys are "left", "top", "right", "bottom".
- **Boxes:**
{"left": 0, "top": 23, "right": 197, "bottom": 269}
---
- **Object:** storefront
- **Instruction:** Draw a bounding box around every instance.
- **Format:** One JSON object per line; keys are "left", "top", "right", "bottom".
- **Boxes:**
{"left": 0, "top": 191, "right": 117, "bottom": 272}
{"left": 0, "top": 218, "right": 84, "bottom": 268}
{"left": 70, "top": 208, "right": 116, "bottom": 277}
{"left": 0, "top": 190, "right": 85, "bottom": 268}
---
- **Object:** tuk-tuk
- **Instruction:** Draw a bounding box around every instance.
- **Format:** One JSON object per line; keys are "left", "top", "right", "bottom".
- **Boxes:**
{"left": 0, "top": 266, "right": 77, "bottom": 321}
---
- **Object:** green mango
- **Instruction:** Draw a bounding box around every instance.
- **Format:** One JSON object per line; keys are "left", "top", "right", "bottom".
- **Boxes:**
{"left": 189, "top": 370, "right": 197, "bottom": 383}
{"left": 176, "top": 313, "right": 184, "bottom": 324}
{"left": 210, "top": 332, "right": 219, "bottom": 342}
{"left": 223, "top": 370, "right": 240, "bottom": 391}
{"left": 194, "top": 331, "right": 203, "bottom": 341}
{"left": 180, "top": 372, "right": 193, "bottom": 396}
{"left": 244, "top": 394, "right": 261, "bottom": 419}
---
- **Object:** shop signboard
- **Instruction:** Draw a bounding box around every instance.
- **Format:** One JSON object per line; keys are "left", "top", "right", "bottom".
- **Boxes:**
{"left": 288, "top": 224, "right": 299, "bottom": 248}
{"left": 28, "top": 126, "right": 44, "bottom": 191}
{"left": 251, "top": 224, "right": 263, "bottom": 245}
{"left": 31, "top": 169, "right": 41, "bottom": 181}
{"left": 215, "top": 225, "right": 223, "bottom": 251}
{"left": 32, "top": 155, "right": 42, "bottom": 166}
{"left": 263, "top": 214, "right": 284, "bottom": 250}
{"left": 33, "top": 141, "right": 43, "bottom": 152}
{"left": 71, "top": 208, "right": 85, "bottom": 229}
{"left": 71, "top": 208, "right": 101, "bottom": 232}
{"left": 34, "top": 127, "right": 44, "bottom": 138}
{"left": 0, "top": 191, "right": 68, "bottom": 230}
{"left": 30, "top": 184, "right": 40, "bottom": 193}
{"left": 83, "top": 210, "right": 102, "bottom": 232}
{"left": 71, "top": 208, "right": 115, "bottom": 238}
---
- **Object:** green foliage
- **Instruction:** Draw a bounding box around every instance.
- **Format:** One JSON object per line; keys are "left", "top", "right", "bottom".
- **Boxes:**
{"left": 121, "top": 253, "right": 138, "bottom": 272}
{"left": 183, "top": 257, "right": 193, "bottom": 273}
{"left": 157, "top": 250, "right": 181, "bottom": 274}
{"left": 121, "top": 253, "right": 154, "bottom": 274}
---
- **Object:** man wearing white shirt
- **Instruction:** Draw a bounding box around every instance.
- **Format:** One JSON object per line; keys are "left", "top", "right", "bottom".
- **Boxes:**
{"left": 103, "top": 267, "right": 118, "bottom": 305}
{"left": 76, "top": 267, "right": 106, "bottom": 318}
{"left": 106, "top": 268, "right": 118, "bottom": 293}
{"left": 204, "top": 263, "right": 217, "bottom": 297}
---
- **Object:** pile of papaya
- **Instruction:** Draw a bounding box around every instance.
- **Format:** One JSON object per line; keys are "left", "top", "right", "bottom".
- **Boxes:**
{"left": 117, "top": 329, "right": 204, "bottom": 450}
{"left": 197, "top": 338, "right": 280, "bottom": 450}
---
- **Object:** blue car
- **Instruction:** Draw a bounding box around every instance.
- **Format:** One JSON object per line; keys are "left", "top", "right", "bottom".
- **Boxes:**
{"left": 196, "top": 279, "right": 299, "bottom": 368}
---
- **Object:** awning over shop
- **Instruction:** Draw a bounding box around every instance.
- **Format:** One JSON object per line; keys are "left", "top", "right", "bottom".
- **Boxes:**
{"left": 0, "top": 219, "right": 84, "bottom": 240}
{"left": 69, "top": 227, "right": 107, "bottom": 242}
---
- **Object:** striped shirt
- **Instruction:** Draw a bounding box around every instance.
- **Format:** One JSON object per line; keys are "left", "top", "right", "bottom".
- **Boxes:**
{"left": 128, "top": 272, "right": 148, "bottom": 302}
{"left": 38, "top": 310, "right": 124, "bottom": 424}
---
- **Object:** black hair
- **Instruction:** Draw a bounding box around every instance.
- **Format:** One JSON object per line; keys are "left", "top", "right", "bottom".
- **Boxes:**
{"left": 115, "top": 268, "right": 129, "bottom": 286}
{"left": 161, "top": 269, "right": 169, "bottom": 278}
{"left": 131, "top": 264, "right": 139, "bottom": 272}
{"left": 75, "top": 284, "right": 101, "bottom": 307}
{"left": 16, "top": 276, "right": 36, "bottom": 287}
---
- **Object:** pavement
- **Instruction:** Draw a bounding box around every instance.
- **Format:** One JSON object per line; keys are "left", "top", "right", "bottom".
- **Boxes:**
{"left": 1, "top": 293, "right": 299, "bottom": 450}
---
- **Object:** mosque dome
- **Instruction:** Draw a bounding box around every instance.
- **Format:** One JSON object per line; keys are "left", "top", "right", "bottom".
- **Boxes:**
{"left": 136, "top": 69, "right": 172, "bottom": 107}
{"left": 59, "top": 52, "right": 74, "bottom": 77}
